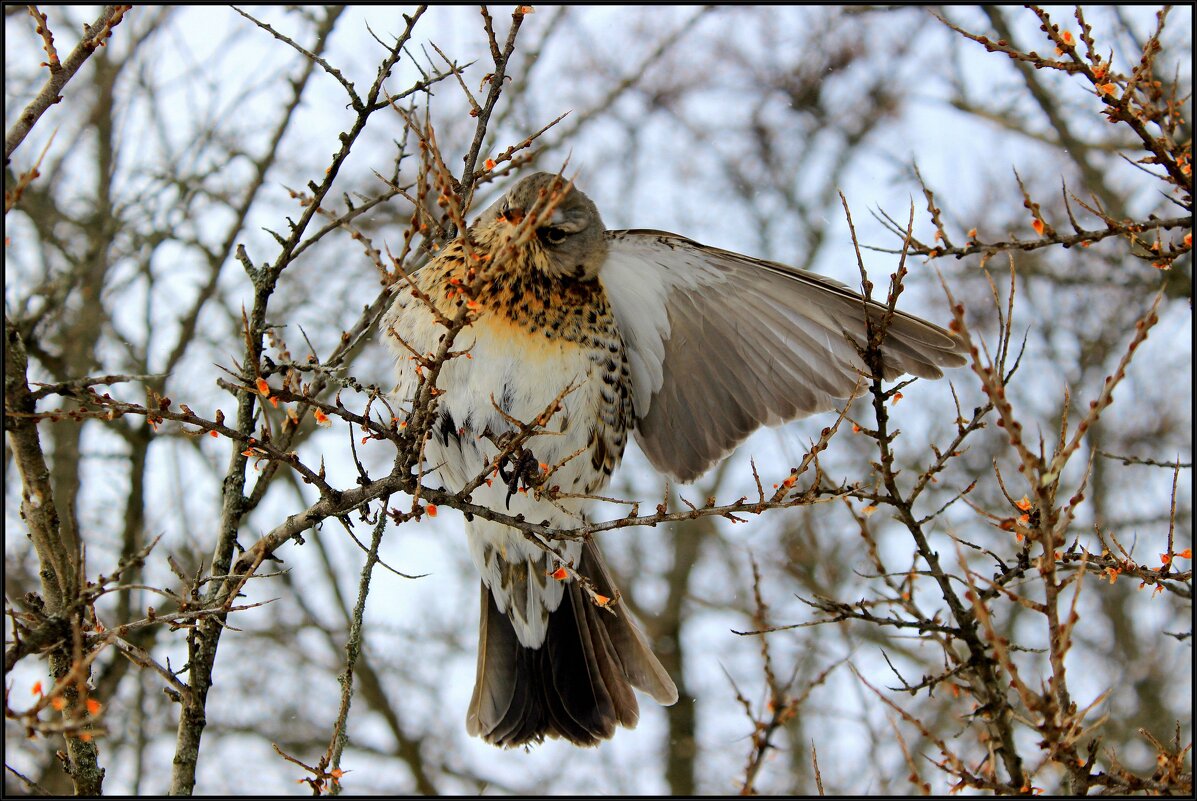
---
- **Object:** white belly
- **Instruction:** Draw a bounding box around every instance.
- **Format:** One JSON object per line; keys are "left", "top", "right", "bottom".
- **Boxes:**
{"left": 385, "top": 295, "right": 613, "bottom": 646}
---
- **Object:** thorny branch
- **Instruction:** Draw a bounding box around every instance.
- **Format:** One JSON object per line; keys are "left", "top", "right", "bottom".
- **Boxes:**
{"left": 166, "top": 8, "right": 429, "bottom": 796}
{"left": 5, "top": 5, "right": 1190, "bottom": 796}
{"left": 877, "top": 6, "right": 1192, "bottom": 279}
{"left": 739, "top": 182, "right": 1189, "bottom": 793}
{"left": 5, "top": 5, "right": 132, "bottom": 162}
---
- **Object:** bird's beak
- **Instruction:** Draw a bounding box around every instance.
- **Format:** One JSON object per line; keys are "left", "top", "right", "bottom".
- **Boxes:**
{"left": 498, "top": 207, "right": 526, "bottom": 225}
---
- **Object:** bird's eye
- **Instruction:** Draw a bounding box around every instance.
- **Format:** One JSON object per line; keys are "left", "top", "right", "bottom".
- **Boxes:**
{"left": 541, "top": 227, "right": 568, "bottom": 245}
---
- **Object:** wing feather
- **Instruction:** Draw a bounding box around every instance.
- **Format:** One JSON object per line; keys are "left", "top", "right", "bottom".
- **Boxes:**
{"left": 601, "top": 230, "right": 966, "bottom": 481}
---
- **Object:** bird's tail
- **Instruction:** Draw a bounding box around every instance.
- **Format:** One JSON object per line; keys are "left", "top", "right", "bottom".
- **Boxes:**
{"left": 466, "top": 539, "right": 679, "bottom": 747}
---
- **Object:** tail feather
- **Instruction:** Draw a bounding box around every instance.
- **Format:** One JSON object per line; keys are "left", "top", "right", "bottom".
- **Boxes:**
{"left": 467, "top": 586, "right": 543, "bottom": 744}
{"left": 544, "top": 585, "right": 617, "bottom": 743}
{"left": 578, "top": 540, "right": 678, "bottom": 705}
{"left": 466, "top": 540, "right": 678, "bottom": 747}
{"left": 574, "top": 581, "right": 639, "bottom": 724}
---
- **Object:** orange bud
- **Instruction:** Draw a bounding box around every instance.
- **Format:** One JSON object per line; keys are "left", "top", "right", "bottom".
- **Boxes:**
{"left": 426, "top": 504, "right": 437, "bottom": 517}
{"left": 862, "top": 505, "right": 878, "bottom": 516}
{"left": 550, "top": 566, "right": 569, "bottom": 581}
{"left": 1097, "top": 82, "right": 1116, "bottom": 95}
{"left": 86, "top": 698, "right": 102, "bottom": 715}
{"left": 51, "top": 697, "right": 66, "bottom": 711}
{"left": 593, "top": 594, "right": 611, "bottom": 607}
{"left": 1016, "top": 496, "right": 1032, "bottom": 511}
{"left": 484, "top": 159, "right": 496, "bottom": 171}
{"left": 1178, "top": 549, "right": 1192, "bottom": 559}
{"left": 891, "top": 391, "right": 903, "bottom": 405}
{"left": 314, "top": 409, "right": 331, "bottom": 427}
{"left": 1031, "top": 218, "right": 1045, "bottom": 235}
{"left": 31, "top": 681, "right": 43, "bottom": 696}
{"left": 209, "top": 429, "right": 219, "bottom": 437}
{"left": 1160, "top": 553, "right": 1172, "bottom": 565}
{"left": 256, "top": 377, "right": 270, "bottom": 396}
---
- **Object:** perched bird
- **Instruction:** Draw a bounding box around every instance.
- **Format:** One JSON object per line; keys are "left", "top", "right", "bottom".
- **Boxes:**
{"left": 383, "top": 172, "right": 966, "bottom": 748}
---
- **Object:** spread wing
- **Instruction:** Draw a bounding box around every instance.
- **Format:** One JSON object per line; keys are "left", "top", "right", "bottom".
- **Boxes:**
{"left": 599, "top": 230, "right": 967, "bottom": 482}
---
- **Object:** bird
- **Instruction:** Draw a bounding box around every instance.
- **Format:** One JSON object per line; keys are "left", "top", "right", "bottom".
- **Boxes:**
{"left": 382, "top": 171, "right": 967, "bottom": 748}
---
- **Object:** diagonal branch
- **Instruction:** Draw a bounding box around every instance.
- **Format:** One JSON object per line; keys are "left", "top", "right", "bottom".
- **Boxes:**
{"left": 5, "top": 5, "right": 132, "bottom": 161}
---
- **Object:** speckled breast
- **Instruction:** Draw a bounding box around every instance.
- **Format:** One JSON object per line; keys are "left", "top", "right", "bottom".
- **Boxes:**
{"left": 384, "top": 245, "right": 634, "bottom": 500}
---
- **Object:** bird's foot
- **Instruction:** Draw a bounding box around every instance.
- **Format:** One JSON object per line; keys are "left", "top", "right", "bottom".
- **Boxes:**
{"left": 496, "top": 445, "right": 543, "bottom": 509}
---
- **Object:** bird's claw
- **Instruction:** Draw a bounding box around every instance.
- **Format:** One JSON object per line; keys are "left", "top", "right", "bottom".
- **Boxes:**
{"left": 497, "top": 447, "right": 541, "bottom": 509}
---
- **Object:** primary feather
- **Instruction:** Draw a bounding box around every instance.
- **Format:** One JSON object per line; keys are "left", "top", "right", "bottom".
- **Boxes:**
{"left": 600, "top": 229, "right": 966, "bottom": 480}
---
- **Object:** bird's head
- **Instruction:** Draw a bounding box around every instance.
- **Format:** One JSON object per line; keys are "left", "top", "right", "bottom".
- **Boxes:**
{"left": 473, "top": 172, "right": 608, "bottom": 281}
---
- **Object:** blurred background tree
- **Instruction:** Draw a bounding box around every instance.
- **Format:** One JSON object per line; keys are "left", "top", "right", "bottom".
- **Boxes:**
{"left": 5, "top": 5, "right": 1190, "bottom": 795}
